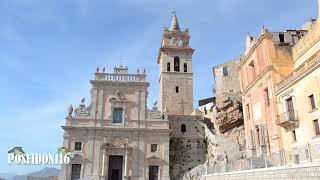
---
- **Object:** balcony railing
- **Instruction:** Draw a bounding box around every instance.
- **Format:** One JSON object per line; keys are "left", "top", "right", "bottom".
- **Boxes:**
{"left": 94, "top": 73, "right": 146, "bottom": 82}
{"left": 277, "top": 110, "right": 298, "bottom": 128}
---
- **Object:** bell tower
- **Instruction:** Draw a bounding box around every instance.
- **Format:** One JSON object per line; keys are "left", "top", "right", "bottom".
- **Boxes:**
{"left": 157, "top": 12, "right": 194, "bottom": 115}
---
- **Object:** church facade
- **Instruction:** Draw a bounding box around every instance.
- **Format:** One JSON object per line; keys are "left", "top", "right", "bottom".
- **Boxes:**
{"left": 59, "top": 65, "right": 170, "bottom": 180}
{"left": 59, "top": 13, "right": 206, "bottom": 180}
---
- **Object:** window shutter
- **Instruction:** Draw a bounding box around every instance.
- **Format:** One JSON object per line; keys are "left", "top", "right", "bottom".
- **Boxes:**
{"left": 250, "top": 130, "right": 256, "bottom": 150}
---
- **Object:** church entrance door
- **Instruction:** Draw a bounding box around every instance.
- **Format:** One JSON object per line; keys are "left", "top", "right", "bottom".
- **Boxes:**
{"left": 149, "top": 166, "right": 159, "bottom": 180}
{"left": 108, "top": 155, "right": 123, "bottom": 180}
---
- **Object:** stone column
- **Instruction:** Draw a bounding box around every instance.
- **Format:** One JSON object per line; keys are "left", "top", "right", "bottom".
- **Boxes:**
{"left": 101, "top": 152, "right": 106, "bottom": 176}
{"left": 124, "top": 149, "right": 129, "bottom": 177}
{"left": 105, "top": 155, "right": 109, "bottom": 178}
{"left": 158, "top": 165, "right": 162, "bottom": 180}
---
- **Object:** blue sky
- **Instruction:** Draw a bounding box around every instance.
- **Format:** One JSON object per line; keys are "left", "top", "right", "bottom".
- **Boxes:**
{"left": 0, "top": 0, "right": 317, "bottom": 175}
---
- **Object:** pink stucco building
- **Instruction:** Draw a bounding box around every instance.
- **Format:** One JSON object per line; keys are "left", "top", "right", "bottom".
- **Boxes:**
{"left": 239, "top": 28, "right": 304, "bottom": 157}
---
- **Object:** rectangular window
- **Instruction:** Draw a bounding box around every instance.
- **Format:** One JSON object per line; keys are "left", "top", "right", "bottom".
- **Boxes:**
{"left": 222, "top": 67, "right": 228, "bottom": 76}
{"left": 150, "top": 144, "right": 158, "bottom": 153}
{"left": 184, "top": 63, "right": 187, "bottom": 72}
{"left": 176, "top": 86, "right": 179, "bottom": 93}
{"left": 75, "top": 142, "right": 82, "bottom": 151}
{"left": 248, "top": 60, "right": 256, "bottom": 80}
{"left": 264, "top": 88, "right": 270, "bottom": 107}
{"left": 292, "top": 130, "right": 297, "bottom": 142}
{"left": 246, "top": 104, "right": 250, "bottom": 120}
{"left": 256, "top": 126, "right": 260, "bottom": 146}
{"left": 113, "top": 108, "right": 123, "bottom": 123}
{"left": 286, "top": 97, "right": 295, "bottom": 121}
{"left": 309, "top": 94, "right": 316, "bottom": 110}
{"left": 71, "top": 164, "right": 81, "bottom": 180}
{"left": 294, "top": 154, "right": 300, "bottom": 164}
{"left": 279, "top": 33, "right": 285, "bottom": 43}
{"left": 305, "top": 149, "right": 310, "bottom": 159}
{"left": 313, "top": 119, "right": 320, "bottom": 136}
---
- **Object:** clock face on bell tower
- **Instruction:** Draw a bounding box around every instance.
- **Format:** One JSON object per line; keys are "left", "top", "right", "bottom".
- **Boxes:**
{"left": 171, "top": 36, "right": 183, "bottom": 47}
{"left": 157, "top": 12, "right": 195, "bottom": 116}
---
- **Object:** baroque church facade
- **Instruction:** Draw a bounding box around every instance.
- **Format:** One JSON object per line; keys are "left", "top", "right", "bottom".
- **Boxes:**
{"left": 60, "top": 13, "right": 207, "bottom": 180}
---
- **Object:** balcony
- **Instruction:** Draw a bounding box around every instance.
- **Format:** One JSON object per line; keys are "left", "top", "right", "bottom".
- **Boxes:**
{"left": 277, "top": 110, "right": 298, "bottom": 128}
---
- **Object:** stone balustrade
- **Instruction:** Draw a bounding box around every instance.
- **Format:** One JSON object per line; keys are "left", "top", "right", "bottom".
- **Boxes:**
{"left": 94, "top": 73, "right": 146, "bottom": 82}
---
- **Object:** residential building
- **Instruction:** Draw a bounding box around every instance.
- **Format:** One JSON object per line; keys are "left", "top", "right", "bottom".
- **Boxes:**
{"left": 274, "top": 7, "right": 320, "bottom": 164}
{"left": 213, "top": 58, "right": 241, "bottom": 106}
{"left": 239, "top": 27, "right": 304, "bottom": 157}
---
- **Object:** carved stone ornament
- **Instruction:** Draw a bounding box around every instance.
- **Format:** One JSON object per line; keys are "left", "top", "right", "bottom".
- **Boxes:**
{"left": 67, "top": 104, "right": 73, "bottom": 117}
{"left": 75, "top": 97, "right": 90, "bottom": 116}
{"left": 102, "top": 136, "right": 131, "bottom": 148}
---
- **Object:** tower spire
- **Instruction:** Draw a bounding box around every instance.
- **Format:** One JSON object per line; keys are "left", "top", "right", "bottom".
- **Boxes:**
{"left": 170, "top": 11, "right": 180, "bottom": 31}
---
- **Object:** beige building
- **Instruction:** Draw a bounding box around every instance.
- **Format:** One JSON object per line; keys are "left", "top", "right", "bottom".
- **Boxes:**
{"left": 59, "top": 66, "right": 170, "bottom": 180}
{"left": 213, "top": 58, "right": 241, "bottom": 106}
{"left": 275, "top": 2, "right": 320, "bottom": 164}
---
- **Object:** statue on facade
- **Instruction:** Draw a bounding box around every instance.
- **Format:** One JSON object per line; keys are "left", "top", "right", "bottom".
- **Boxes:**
{"left": 80, "top": 97, "right": 85, "bottom": 104}
{"left": 152, "top": 101, "right": 158, "bottom": 111}
{"left": 67, "top": 104, "right": 73, "bottom": 117}
{"left": 102, "top": 67, "right": 105, "bottom": 73}
{"left": 124, "top": 138, "right": 129, "bottom": 147}
{"left": 96, "top": 67, "right": 99, "bottom": 73}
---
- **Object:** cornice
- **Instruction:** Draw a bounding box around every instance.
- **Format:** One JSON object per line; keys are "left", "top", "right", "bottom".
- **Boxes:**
{"left": 160, "top": 72, "right": 193, "bottom": 76}
{"left": 240, "top": 33, "right": 272, "bottom": 68}
{"left": 62, "top": 126, "right": 171, "bottom": 132}
{"left": 157, "top": 47, "right": 194, "bottom": 63}
{"left": 275, "top": 54, "right": 320, "bottom": 95}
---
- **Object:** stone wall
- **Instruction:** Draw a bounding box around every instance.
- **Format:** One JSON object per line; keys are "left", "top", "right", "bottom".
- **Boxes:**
{"left": 169, "top": 115, "right": 208, "bottom": 179}
{"left": 203, "top": 164, "right": 320, "bottom": 180}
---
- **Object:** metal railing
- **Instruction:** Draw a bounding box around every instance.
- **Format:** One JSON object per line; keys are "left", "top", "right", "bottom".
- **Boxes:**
{"left": 277, "top": 110, "right": 298, "bottom": 128}
{"left": 180, "top": 142, "right": 320, "bottom": 180}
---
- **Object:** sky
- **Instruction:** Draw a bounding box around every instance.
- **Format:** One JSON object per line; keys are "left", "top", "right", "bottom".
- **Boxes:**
{"left": 0, "top": 0, "right": 317, "bottom": 175}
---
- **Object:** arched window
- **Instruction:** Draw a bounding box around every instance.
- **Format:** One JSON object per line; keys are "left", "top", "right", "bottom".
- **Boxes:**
{"left": 167, "top": 62, "right": 171, "bottom": 72}
{"left": 174, "top": 56, "right": 180, "bottom": 72}
{"left": 184, "top": 63, "right": 187, "bottom": 72}
{"left": 181, "top": 124, "right": 186, "bottom": 132}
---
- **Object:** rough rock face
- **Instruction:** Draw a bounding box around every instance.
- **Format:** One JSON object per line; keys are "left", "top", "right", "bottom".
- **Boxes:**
{"left": 206, "top": 126, "right": 246, "bottom": 167}
{"left": 181, "top": 125, "right": 246, "bottom": 180}
{"left": 215, "top": 99, "right": 243, "bottom": 133}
